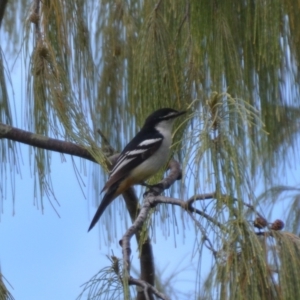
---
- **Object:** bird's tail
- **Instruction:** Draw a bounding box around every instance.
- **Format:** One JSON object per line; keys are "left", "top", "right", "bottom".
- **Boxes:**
{"left": 88, "top": 185, "right": 118, "bottom": 232}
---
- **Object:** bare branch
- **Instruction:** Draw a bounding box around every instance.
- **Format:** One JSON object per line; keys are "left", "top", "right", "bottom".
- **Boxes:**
{"left": 129, "top": 277, "right": 170, "bottom": 300}
{"left": 0, "top": 123, "right": 96, "bottom": 162}
{"left": 150, "top": 195, "right": 226, "bottom": 230}
{"left": 122, "top": 199, "right": 152, "bottom": 275}
{"left": 187, "top": 193, "right": 216, "bottom": 204}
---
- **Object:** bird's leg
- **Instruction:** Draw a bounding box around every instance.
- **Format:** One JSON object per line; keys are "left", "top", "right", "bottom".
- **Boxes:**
{"left": 140, "top": 182, "right": 164, "bottom": 198}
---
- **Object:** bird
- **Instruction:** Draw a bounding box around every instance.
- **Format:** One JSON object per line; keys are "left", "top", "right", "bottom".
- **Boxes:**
{"left": 88, "top": 108, "right": 186, "bottom": 231}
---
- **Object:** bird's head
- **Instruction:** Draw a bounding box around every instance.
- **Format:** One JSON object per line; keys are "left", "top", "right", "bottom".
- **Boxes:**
{"left": 143, "top": 108, "right": 186, "bottom": 131}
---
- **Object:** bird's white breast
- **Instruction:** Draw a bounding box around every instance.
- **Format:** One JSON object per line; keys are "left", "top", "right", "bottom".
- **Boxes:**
{"left": 130, "top": 119, "right": 173, "bottom": 181}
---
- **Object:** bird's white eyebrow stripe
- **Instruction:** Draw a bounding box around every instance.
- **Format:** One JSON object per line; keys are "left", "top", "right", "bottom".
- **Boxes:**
{"left": 138, "top": 138, "right": 162, "bottom": 147}
{"left": 163, "top": 112, "right": 177, "bottom": 118}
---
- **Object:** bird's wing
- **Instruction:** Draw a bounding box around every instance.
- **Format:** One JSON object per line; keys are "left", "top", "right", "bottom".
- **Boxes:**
{"left": 102, "top": 131, "right": 163, "bottom": 192}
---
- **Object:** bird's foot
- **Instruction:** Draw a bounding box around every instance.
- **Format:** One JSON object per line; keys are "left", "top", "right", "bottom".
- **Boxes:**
{"left": 143, "top": 183, "right": 164, "bottom": 198}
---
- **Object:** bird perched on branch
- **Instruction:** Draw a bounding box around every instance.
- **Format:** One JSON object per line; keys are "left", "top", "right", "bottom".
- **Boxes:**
{"left": 88, "top": 108, "right": 186, "bottom": 231}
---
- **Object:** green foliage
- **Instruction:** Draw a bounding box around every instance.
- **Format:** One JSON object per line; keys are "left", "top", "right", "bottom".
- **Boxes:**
{"left": 77, "top": 256, "right": 134, "bottom": 300}
{"left": 0, "top": 272, "right": 14, "bottom": 300}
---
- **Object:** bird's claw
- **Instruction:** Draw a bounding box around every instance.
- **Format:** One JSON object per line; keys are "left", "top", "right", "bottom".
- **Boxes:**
{"left": 143, "top": 183, "right": 164, "bottom": 198}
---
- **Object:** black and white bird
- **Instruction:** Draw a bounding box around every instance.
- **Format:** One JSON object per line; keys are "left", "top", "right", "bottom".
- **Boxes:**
{"left": 88, "top": 108, "right": 186, "bottom": 231}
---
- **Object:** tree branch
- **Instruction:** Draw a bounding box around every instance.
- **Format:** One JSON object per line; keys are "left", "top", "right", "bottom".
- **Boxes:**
{"left": 0, "top": 123, "right": 97, "bottom": 162}
{"left": 129, "top": 277, "right": 170, "bottom": 300}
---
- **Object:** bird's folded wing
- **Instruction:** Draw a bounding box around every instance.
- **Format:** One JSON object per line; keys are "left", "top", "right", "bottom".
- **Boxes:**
{"left": 102, "top": 132, "right": 163, "bottom": 192}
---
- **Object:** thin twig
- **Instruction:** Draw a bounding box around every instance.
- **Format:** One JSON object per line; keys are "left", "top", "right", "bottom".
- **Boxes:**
{"left": 175, "top": 0, "right": 190, "bottom": 40}
{"left": 33, "top": 0, "right": 42, "bottom": 41}
{"left": 96, "top": 128, "right": 115, "bottom": 155}
{"left": 243, "top": 201, "right": 266, "bottom": 219}
{"left": 154, "top": 0, "right": 163, "bottom": 12}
